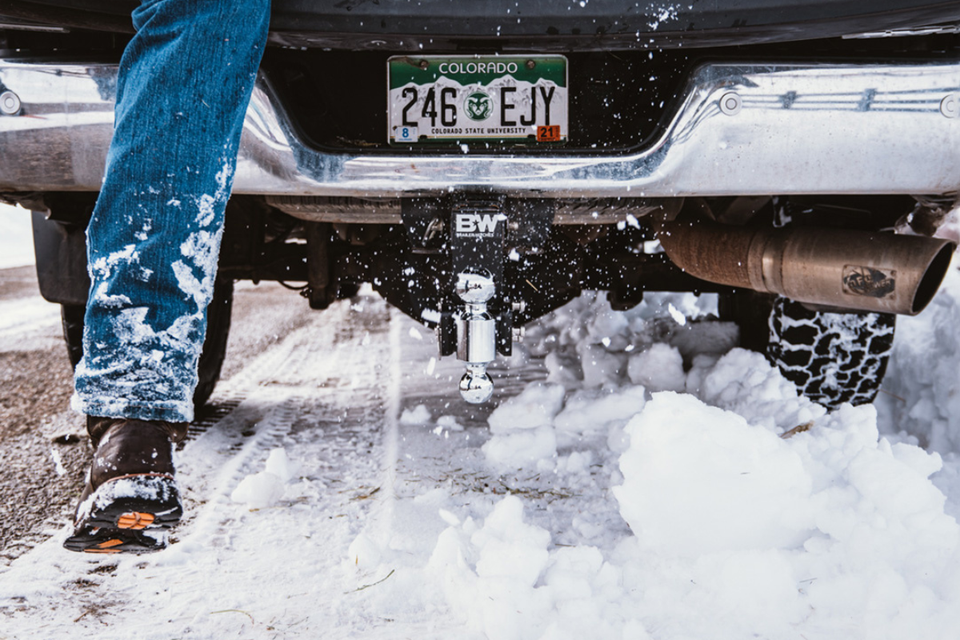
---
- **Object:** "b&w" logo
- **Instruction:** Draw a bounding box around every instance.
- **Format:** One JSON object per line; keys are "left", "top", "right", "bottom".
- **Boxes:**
{"left": 455, "top": 213, "right": 502, "bottom": 236}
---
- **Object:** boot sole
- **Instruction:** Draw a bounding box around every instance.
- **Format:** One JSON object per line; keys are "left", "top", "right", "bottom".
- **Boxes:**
{"left": 64, "top": 474, "right": 183, "bottom": 554}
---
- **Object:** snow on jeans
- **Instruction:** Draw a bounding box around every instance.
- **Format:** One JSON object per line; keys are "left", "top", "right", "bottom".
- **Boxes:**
{"left": 73, "top": 0, "right": 270, "bottom": 423}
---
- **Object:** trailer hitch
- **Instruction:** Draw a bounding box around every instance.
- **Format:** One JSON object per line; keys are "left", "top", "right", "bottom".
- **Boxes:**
{"left": 447, "top": 199, "right": 507, "bottom": 403}
{"left": 396, "top": 196, "right": 555, "bottom": 403}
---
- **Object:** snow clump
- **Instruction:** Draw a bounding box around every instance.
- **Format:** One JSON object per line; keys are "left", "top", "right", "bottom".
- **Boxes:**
{"left": 399, "top": 403, "right": 432, "bottom": 425}
{"left": 230, "top": 447, "right": 300, "bottom": 509}
{"left": 626, "top": 342, "right": 685, "bottom": 391}
{"left": 482, "top": 382, "right": 565, "bottom": 469}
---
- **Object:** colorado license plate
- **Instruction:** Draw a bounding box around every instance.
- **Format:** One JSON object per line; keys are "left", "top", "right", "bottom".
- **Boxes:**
{"left": 388, "top": 55, "right": 568, "bottom": 144}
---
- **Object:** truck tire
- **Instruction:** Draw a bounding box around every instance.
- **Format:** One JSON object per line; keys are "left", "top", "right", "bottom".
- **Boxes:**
{"left": 193, "top": 278, "right": 233, "bottom": 409}
{"left": 60, "top": 278, "right": 233, "bottom": 410}
{"left": 766, "top": 297, "right": 895, "bottom": 409}
{"left": 720, "top": 293, "right": 896, "bottom": 409}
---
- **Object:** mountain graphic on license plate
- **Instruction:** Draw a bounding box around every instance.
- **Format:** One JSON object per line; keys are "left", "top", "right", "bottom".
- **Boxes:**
{"left": 388, "top": 55, "right": 568, "bottom": 144}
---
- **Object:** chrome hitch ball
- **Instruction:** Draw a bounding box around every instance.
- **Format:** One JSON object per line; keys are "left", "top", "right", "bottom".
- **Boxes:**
{"left": 459, "top": 364, "right": 494, "bottom": 404}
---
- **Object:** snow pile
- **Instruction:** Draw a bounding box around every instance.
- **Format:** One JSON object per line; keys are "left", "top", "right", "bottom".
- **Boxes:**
{"left": 428, "top": 497, "right": 553, "bottom": 640}
{"left": 878, "top": 257, "right": 960, "bottom": 454}
{"left": 358, "top": 288, "right": 960, "bottom": 639}
{"left": 615, "top": 392, "right": 814, "bottom": 555}
{"left": 525, "top": 291, "right": 736, "bottom": 392}
{"left": 417, "top": 376, "right": 960, "bottom": 639}
{"left": 691, "top": 348, "right": 826, "bottom": 431}
{"left": 554, "top": 384, "right": 646, "bottom": 451}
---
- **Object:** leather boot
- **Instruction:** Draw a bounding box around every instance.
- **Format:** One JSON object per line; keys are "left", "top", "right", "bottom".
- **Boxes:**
{"left": 64, "top": 416, "right": 188, "bottom": 554}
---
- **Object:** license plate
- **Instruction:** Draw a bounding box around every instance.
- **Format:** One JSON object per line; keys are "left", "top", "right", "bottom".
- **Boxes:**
{"left": 388, "top": 55, "right": 568, "bottom": 145}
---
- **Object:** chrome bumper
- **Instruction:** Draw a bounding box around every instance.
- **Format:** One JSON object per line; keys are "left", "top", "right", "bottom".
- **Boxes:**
{"left": 1, "top": 58, "right": 959, "bottom": 199}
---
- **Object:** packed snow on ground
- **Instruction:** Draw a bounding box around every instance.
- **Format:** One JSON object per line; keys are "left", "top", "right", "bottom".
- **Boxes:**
{"left": 1, "top": 249, "right": 959, "bottom": 638}
{"left": 0, "top": 203, "right": 35, "bottom": 268}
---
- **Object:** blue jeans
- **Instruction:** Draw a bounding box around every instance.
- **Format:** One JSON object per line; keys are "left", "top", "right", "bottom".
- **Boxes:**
{"left": 73, "top": 0, "right": 270, "bottom": 423}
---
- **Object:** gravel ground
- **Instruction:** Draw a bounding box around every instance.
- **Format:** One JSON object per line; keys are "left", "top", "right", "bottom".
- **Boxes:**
{"left": 0, "top": 266, "right": 311, "bottom": 561}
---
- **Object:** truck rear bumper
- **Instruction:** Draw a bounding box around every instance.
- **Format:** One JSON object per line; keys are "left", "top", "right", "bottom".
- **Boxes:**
{"left": 1, "top": 58, "right": 959, "bottom": 199}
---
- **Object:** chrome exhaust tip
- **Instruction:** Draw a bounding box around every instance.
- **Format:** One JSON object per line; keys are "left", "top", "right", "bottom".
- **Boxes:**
{"left": 656, "top": 204, "right": 956, "bottom": 316}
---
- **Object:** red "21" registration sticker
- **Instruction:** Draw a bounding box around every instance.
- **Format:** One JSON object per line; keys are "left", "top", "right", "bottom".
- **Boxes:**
{"left": 537, "top": 125, "right": 561, "bottom": 142}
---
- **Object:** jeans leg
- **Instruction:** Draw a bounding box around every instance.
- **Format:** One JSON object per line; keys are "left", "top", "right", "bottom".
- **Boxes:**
{"left": 73, "top": 0, "right": 270, "bottom": 423}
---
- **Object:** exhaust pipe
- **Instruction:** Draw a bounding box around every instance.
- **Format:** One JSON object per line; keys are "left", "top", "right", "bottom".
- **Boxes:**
{"left": 655, "top": 202, "right": 956, "bottom": 316}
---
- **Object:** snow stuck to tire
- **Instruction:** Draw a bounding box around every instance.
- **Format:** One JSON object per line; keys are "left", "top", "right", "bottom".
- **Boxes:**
{"left": 767, "top": 297, "right": 895, "bottom": 408}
